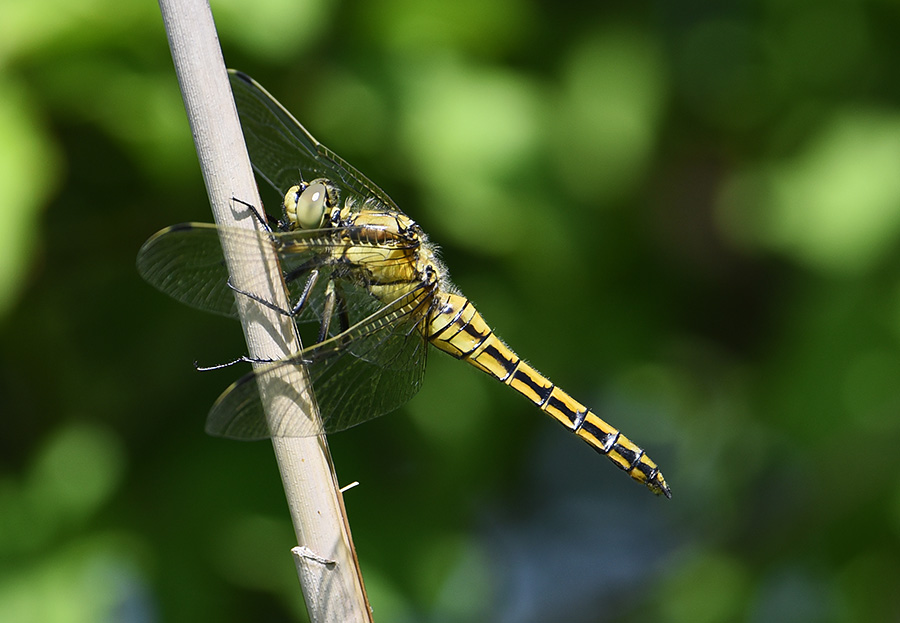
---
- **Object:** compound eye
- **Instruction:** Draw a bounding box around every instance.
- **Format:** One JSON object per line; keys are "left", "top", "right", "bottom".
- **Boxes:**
{"left": 287, "top": 182, "right": 328, "bottom": 229}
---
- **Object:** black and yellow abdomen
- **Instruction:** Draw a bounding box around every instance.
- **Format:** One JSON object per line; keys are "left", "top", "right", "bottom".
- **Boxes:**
{"left": 428, "top": 292, "right": 671, "bottom": 498}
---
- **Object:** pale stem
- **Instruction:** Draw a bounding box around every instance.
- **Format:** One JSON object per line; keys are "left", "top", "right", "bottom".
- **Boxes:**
{"left": 156, "top": 1, "right": 372, "bottom": 620}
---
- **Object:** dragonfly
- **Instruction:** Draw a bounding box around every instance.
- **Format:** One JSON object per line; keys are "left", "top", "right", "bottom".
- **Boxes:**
{"left": 137, "top": 70, "right": 671, "bottom": 497}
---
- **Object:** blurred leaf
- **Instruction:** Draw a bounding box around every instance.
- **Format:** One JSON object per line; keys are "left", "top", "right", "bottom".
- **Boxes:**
{"left": 720, "top": 110, "right": 900, "bottom": 273}
{"left": 0, "top": 424, "right": 124, "bottom": 555}
{"left": 837, "top": 553, "right": 900, "bottom": 622}
{"left": 750, "top": 566, "right": 833, "bottom": 623}
{"left": 660, "top": 552, "right": 751, "bottom": 623}
{"left": 210, "top": 514, "right": 298, "bottom": 594}
{"left": 551, "top": 27, "right": 667, "bottom": 203}
{"left": 34, "top": 61, "right": 196, "bottom": 184}
{"left": 840, "top": 348, "right": 900, "bottom": 431}
{"left": 398, "top": 55, "right": 543, "bottom": 252}
{"left": 360, "top": 0, "right": 534, "bottom": 57}
{"left": 0, "top": 536, "right": 149, "bottom": 623}
{"left": 0, "top": 0, "right": 155, "bottom": 62}
{"left": 413, "top": 532, "right": 492, "bottom": 616}
{"left": 214, "top": 0, "right": 335, "bottom": 61}
{"left": 27, "top": 424, "right": 124, "bottom": 533}
{"left": 766, "top": 0, "right": 870, "bottom": 90}
{"left": 0, "top": 78, "right": 59, "bottom": 319}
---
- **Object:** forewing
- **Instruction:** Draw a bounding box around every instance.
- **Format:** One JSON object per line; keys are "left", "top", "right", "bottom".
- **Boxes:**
{"left": 137, "top": 222, "right": 416, "bottom": 335}
{"left": 136, "top": 223, "right": 239, "bottom": 317}
{"left": 229, "top": 70, "right": 402, "bottom": 214}
{"left": 136, "top": 222, "right": 331, "bottom": 321}
{"left": 205, "top": 284, "right": 434, "bottom": 439}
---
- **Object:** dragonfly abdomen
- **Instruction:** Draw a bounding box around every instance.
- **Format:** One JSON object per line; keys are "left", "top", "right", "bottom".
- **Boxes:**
{"left": 429, "top": 292, "right": 671, "bottom": 497}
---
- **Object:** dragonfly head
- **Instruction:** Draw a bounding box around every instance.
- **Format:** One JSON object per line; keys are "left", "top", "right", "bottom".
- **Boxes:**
{"left": 283, "top": 178, "right": 338, "bottom": 230}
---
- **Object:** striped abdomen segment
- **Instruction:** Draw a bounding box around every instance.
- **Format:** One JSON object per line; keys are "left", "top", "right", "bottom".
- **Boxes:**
{"left": 428, "top": 293, "right": 671, "bottom": 498}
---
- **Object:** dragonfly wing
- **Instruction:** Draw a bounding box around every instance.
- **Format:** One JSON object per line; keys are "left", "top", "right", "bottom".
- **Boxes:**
{"left": 309, "top": 285, "right": 432, "bottom": 433}
{"left": 136, "top": 222, "right": 329, "bottom": 319}
{"left": 205, "top": 283, "right": 434, "bottom": 439}
{"left": 137, "top": 222, "right": 411, "bottom": 332}
{"left": 204, "top": 357, "right": 320, "bottom": 440}
{"left": 229, "top": 70, "right": 402, "bottom": 214}
{"left": 136, "top": 223, "right": 239, "bottom": 317}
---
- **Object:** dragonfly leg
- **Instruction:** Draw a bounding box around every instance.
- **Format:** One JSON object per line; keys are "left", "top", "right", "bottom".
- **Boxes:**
{"left": 231, "top": 196, "right": 277, "bottom": 232}
{"left": 334, "top": 280, "right": 351, "bottom": 334}
{"left": 318, "top": 280, "right": 337, "bottom": 343}
{"left": 194, "top": 353, "right": 312, "bottom": 371}
{"left": 226, "top": 269, "right": 320, "bottom": 319}
{"left": 227, "top": 278, "right": 291, "bottom": 316}
{"left": 194, "top": 354, "right": 273, "bottom": 371}
{"left": 290, "top": 268, "right": 320, "bottom": 317}
{"left": 316, "top": 279, "right": 352, "bottom": 343}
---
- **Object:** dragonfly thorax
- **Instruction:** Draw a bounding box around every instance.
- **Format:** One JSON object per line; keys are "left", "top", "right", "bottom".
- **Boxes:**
{"left": 283, "top": 177, "right": 448, "bottom": 304}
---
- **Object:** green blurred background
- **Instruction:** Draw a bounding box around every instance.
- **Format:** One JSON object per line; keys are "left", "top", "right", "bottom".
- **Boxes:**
{"left": 2, "top": 0, "right": 900, "bottom": 621}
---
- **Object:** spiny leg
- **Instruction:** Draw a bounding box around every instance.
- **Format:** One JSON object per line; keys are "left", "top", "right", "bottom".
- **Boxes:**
{"left": 334, "top": 280, "right": 351, "bottom": 335}
{"left": 226, "top": 268, "right": 320, "bottom": 318}
{"left": 231, "top": 196, "right": 277, "bottom": 232}
{"left": 194, "top": 355, "right": 274, "bottom": 371}
{"left": 225, "top": 196, "right": 323, "bottom": 317}
{"left": 318, "top": 280, "right": 337, "bottom": 343}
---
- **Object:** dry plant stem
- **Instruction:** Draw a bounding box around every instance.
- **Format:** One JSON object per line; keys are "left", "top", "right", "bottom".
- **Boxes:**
{"left": 157, "top": 0, "right": 371, "bottom": 620}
